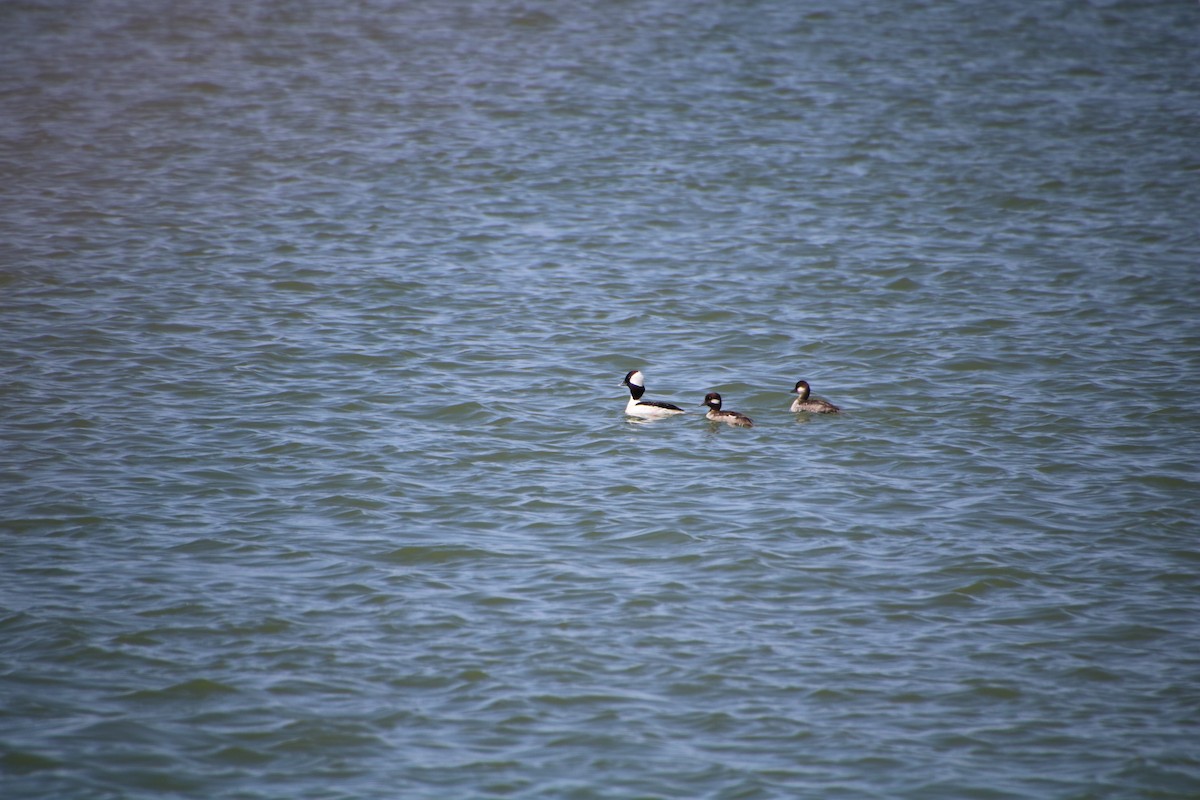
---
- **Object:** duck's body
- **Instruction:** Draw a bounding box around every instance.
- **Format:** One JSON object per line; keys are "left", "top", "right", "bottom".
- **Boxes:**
{"left": 622, "top": 370, "right": 685, "bottom": 418}
{"left": 790, "top": 380, "right": 840, "bottom": 414}
{"left": 702, "top": 392, "right": 753, "bottom": 428}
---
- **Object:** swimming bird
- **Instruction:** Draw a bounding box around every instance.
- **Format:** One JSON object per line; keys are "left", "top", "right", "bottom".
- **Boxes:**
{"left": 790, "top": 380, "right": 841, "bottom": 414}
{"left": 701, "top": 392, "right": 754, "bottom": 427}
{"left": 621, "top": 369, "right": 686, "bottom": 418}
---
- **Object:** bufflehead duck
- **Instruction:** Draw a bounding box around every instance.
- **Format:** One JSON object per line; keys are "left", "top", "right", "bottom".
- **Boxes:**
{"left": 622, "top": 370, "right": 685, "bottom": 418}
{"left": 701, "top": 392, "right": 754, "bottom": 427}
{"left": 790, "top": 380, "right": 841, "bottom": 414}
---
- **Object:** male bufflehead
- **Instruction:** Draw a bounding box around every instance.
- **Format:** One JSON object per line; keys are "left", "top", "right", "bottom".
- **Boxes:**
{"left": 621, "top": 370, "right": 685, "bottom": 418}
{"left": 701, "top": 392, "right": 754, "bottom": 428}
{"left": 790, "top": 380, "right": 841, "bottom": 414}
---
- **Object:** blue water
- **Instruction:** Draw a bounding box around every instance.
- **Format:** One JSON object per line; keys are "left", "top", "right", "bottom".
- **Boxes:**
{"left": 3, "top": 1, "right": 1200, "bottom": 798}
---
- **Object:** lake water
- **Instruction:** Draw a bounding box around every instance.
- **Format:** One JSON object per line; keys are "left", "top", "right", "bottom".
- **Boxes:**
{"left": 3, "top": 1, "right": 1200, "bottom": 798}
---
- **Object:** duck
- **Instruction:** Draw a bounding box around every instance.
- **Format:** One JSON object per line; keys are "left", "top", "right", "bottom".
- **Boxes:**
{"left": 621, "top": 369, "right": 686, "bottom": 418}
{"left": 790, "top": 380, "right": 841, "bottom": 413}
{"left": 701, "top": 392, "right": 754, "bottom": 427}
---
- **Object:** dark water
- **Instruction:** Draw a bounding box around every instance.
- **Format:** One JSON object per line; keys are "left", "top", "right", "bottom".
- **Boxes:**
{"left": 3, "top": 1, "right": 1200, "bottom": 797}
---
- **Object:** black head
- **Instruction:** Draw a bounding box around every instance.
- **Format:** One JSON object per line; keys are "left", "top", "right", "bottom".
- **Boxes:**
{"left": 792, "top": 380, "right": 811, "bottom": 399}
{"left": 622, "top": 369, "right": 644, "bottom": 388}
{"left": 701, "top": 392, "right": 722, "bottom": 410}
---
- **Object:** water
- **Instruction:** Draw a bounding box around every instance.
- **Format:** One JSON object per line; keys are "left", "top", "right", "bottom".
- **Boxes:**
{"left": 3, "top": 0, "right": 1200, "bottom": 797}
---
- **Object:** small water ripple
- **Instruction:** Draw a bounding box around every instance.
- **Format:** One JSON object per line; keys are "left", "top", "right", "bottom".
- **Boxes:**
{"left": 3, "top": 0, "right": 1200, "bottom": 798}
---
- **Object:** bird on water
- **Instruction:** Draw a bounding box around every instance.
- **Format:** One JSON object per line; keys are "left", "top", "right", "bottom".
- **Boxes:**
{"left": 789, "top": 380, "right": 840, "bottom": 414}
{"left": 621, "top": 369, "right": 686, "bottom": 418}
{"left": 701, "top": 392, "right": 754, "bottom": 428}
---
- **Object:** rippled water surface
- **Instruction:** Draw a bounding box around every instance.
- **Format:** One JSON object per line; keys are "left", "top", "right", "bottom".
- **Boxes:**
{"left": 3, "top": 0, "right": 1200, "bottom": 797}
